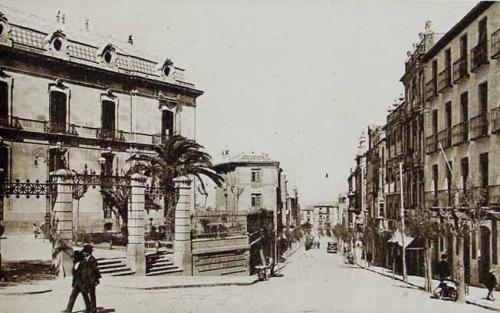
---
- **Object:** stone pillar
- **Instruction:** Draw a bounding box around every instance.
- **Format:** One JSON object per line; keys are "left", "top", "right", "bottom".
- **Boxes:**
{"left": 51, "top": 169, "right": 74, "bottom": 277}
{"left": 174, "top": 176, "right": 193, "bottom": 275}
{"left": 127, "top": 173, "right": 146, "bottom": 275}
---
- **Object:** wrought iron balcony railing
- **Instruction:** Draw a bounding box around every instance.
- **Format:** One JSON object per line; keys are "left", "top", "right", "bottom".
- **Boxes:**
{"left": 469, "top": 113, "right": 488, "bottom": 140}
{"left": 452, "top": 58, "right": 468, "bottom": 83}
{"left": 492, "top": 29, "right": 500, "bottom": 60}
{"left": 471, "top": 41, "right": 488, "bottom": 72}
{"left": 425, "top": 134, "right": 437, "bottom": 154}
{"left": 492, "top": 107, "right": 500, "bottom": 134}
{"left": 5, "top": 116, "right": 161, "bottom": 145}
{"left": 425, "top": 79, "right": 437, "bottom": 101}
{"left": 438, "top": 68, "right": 452, "bottom": 92}
{"left": 437, "top": 128, "right": 451, "bottom": 149}
{"left": 452, "top": 121, "right": 468, "bottom": 145}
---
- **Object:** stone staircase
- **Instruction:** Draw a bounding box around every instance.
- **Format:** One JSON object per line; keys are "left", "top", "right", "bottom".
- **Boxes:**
{"left": 146, "top": 252, "right": 183, "bottom": 276}
{"left": 97, "top": 257, "right": 135, "bottom": 276}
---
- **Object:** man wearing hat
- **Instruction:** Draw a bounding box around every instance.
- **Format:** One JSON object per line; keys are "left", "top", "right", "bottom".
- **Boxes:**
{"left": 81, "top": 244, "right": 101, "bottom": 313}
{"left": 485, "top": 268, "right": 497, "bottom": 301}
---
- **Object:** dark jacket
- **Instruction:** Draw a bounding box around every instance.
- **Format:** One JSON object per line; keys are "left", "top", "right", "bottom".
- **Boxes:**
{"left": 81, "top": 255, "right": 101, "bottom": 288}
{"left": 485, "top": 272, "right": 497, "bottom": 290}
{"left": 436, "top": 260, "right": 450, "bottom": 280}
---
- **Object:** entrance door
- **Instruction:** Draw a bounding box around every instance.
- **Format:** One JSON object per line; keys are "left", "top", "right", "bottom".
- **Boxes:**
{"left": 464, "top": 230, "right": 471, "bottom": 284}
{"left": 480, "top": 226, "right": 491, "bottom": 283}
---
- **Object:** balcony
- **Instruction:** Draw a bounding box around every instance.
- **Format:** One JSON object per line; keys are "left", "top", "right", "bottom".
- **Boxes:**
{"left": 452, "top": 121, "right": 468, "bottom": 145}
{"left": 469, "top": 113, "right": 488, "bottom": 140}
{"left": 3, "top": 116, "right": 161, "bottom": 146}
{"left": 489, "top": 185, "right": 500, "bottom": 207}
{"left": 425, "top": 134, "right": 437, "bottom": 154}
{"left": 491, "top": 107, "right": 500, "bottom": 134}
{"left": 471, "top": 42, "right": 488, "bottom": 72}
{"left": 452, "top": 58, "right": 468, "bottom": 84}
{"left": 437, "top": 128, "right": 451, "bottom": 149}
{"left": 425, "top": 79, "right": 437, "bottom": 101}
{"left": 492, "top": 29, "right": 500, "bottom": 59}
{"left": 438, "top": 68, "right": 452, "bottom": 92}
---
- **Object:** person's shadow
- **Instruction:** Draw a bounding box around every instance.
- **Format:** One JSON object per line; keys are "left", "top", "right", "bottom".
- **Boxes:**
{"left": 73, "top": 307, "right": 115, "bottom": 313}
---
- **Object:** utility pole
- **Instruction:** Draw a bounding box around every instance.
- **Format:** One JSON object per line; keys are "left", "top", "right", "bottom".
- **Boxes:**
{"left": 399, "top": 162, "right": 407, "bottom": 283}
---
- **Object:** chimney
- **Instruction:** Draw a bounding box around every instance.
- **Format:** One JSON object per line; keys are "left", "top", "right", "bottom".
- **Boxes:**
{"left": 128, "top": 35, "right": 134, "bottom": 45}
{"left": 85, "top": 18, "right": 89, "bottom": 32}
{"left": 56, "top": 11, "right": 60, "bottom": 23}
{"left": 62, "top": 13, "right": 66, "bottom": 25}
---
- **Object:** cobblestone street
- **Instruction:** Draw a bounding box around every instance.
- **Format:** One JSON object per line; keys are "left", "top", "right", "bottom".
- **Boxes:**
{"left": 0, "top": 241, "right": 486, "bottom": 313}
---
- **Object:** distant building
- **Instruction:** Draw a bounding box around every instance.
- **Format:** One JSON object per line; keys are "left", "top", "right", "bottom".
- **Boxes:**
{"left": 302, "top": 202, "right": 341, "bottom": 237}
{"left": 213, "top": 152, "right": 282, "bottom": 215}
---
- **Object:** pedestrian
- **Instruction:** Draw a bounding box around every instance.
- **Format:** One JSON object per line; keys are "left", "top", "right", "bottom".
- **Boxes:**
{"left": 317, "top": 241, "right": 320, "bottom": 249}
{"left": 81, "top": 244, "right": 101, "bottom": 313}
{"left": 62, "top": 250, "right": 91, "bottom": 313}
{"left": 485, "top": 268, "right": 497, "bottom": 301}
{"left": 32, "top": 223, "right": 41, "bottom": 239}
{"left": 434, "top": 254, "right": 451, "bottom": 297}
{"left": 367, "top": 251, "right": 373, "bottom": 267}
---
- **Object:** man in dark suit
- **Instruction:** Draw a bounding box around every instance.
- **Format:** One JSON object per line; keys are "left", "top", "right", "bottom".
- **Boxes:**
{"left": 62, "top": 250, "right": 91, "bottom": 313}
{"left": 81, "top": 244, "right": 101, "bottom": 313}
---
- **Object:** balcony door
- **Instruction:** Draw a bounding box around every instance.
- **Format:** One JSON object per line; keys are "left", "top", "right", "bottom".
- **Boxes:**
{"left": 0, "top": 81, "right": 8, "bottom": 126}
{"left": 101, "top": 100, "right": 116, "bottom": 139}
{"left": 49, "top": 91, "right": 67, "bottom": 133}
{"left": 161, "top": 109, "right": 174, "bottom": 142}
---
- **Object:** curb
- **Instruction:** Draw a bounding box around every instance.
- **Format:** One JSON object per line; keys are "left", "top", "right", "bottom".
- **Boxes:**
{"left": 104, "top": 278, "right": 259, "bottom": 290}
{"left": 358, "top": 264, "right": 500, "bottom": 312}
{"left": 0, "top": 287, "right": 52, "bottom": 296}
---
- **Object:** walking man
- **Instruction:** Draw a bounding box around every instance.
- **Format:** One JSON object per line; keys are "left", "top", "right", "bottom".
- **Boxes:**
{"left": 434, "top": 254, "right": 451, "bottom": 298}
{"left": 486, "top": 268, "right": 498, "bottom": 301}
{"left": 81, "top": 244, "right": 101, "bottom": 313}
{"left": 62, "top": 250, "right": 90, "bottom": 313}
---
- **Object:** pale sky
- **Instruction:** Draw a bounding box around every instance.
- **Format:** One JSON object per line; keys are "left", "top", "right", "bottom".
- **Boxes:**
{"left": 1, "top": 0, "right": 477, "bottom": 207}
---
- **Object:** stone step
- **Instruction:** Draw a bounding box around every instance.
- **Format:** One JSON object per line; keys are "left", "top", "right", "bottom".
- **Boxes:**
{"left": 110, "top": 269, "right": 135, "bottom": 276}
{"left": 148, "top": 264, "right": 179, "bottom": 273}
{"left": 99, "top": 262, "right": 128, "bottom": 270}
{"left": 146, "top": 267, "right": 183, "bottom": 276}
{"left": 148, "top": 261, "right": 174, "bottom": 269}
{"left": 97, "top": 259, "right": 124, "bottom": 266}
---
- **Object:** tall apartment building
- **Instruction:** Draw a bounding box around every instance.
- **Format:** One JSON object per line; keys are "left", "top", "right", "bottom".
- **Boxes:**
{"left": 0, "top": 6, "right": 202, "bottom": 233}
{"left": 422, "top": 1, "right": 499, "bottom": 285}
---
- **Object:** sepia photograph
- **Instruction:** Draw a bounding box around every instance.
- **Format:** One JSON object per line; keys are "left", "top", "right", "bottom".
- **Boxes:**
{"left": 0, "top": 0, "right": 499, "bottom": 312}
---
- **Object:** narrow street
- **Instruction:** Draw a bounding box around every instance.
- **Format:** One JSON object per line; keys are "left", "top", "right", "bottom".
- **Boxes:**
{"left": 0, "top": 240, "right": 484, "bottom": 313}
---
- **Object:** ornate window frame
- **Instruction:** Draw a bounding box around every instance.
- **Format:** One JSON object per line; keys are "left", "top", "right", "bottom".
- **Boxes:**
{"left": 98, "top": 44, "right": 118, "bottom": 68}
{"left": 48, "top": 79, "right": 71, "bottom": 132}
{"left": 100, "top": 89, "right": 119, "bottom": 134}
{"left": 0, "top": 69, "right": 13, "bottom": 126}
{"left": 45, "top": 29, "right": 69, "bottom": 58}
{"left": 0, "top": 11, "right": 12, "bottom": 46}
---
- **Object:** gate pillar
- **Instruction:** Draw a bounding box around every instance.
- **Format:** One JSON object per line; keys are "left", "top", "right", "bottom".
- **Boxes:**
{"left": 174, "top": 176, "right": 193, "bottom": 275}
{"left": 51, "top": 169, "right": 74, "bottom": 277}
{"left": 127, "top": 173, "right": 146, "bottom": 275}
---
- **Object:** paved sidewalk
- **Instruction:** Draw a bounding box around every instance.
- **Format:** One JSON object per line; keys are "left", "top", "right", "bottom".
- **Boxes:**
{"left": 359, "top": 263, "right": 500, "bottom": 312}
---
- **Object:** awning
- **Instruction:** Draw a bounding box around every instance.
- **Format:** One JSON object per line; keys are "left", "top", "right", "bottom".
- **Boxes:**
{"left": 388, "top": 230, "right": 414, "bottom": 249}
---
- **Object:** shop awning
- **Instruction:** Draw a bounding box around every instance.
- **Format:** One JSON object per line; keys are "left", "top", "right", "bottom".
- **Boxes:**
{"left": 388, "top": 230, "right": 414, "bottom": 249}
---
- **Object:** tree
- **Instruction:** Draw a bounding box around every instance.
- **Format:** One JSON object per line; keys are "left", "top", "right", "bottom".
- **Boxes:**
{"left": 407, "top": 209, "right": 440, "bottom": 292}
{"left": 440, "top": 181, "right": 487, "bottom": 303}
{"left": 129, "top": 135, "right": 224, "bottom": 234}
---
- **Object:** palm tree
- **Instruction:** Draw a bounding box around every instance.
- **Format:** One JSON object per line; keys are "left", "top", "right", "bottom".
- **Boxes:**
{"left": 128, "top": 135, "right": 224, "bottom": 235}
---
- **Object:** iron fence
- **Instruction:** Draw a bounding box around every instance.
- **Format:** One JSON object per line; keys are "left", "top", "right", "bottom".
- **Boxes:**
{"left": 192, "top": 213, "right": 247, "bottom": 239}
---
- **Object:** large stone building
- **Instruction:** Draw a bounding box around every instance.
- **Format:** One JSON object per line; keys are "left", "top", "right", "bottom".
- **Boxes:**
{"left": 422, "top": 1, "right": 500, "bottom": 285}
{"left": 0, "top": 6, "right": 202, "bottom": 234}
{"left": 302, "top": 202, "right": 341, "bottom": 237}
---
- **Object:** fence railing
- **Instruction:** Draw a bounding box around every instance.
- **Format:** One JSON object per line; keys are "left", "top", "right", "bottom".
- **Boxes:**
{"left": 438, "top": 68, "right": 452, "bottom": 92}
{"left": 191, "top": 214, "right": 248, "bottom": 239}
{"left": 493, "top": 29, "right": 500, "bottom": 59}
{"left": 452, "top": 57, "right": 468, "bottom": 83}
{"left": 437, "top": 128, "right": 451, "bottom": 149}
{"left": 469, "top": 113, "right": 488, "bottom": 140}
{"left": 471, "top": 41, "right": 488, "bottom": 72}
{"left": 7, "top": 115, "right": 161, "bottom": 145}
{"left": 452, "top": 121, "right": 468, "bottom": 145}
{"left": 425, "top": 134, "right": 437, "bottom": 154}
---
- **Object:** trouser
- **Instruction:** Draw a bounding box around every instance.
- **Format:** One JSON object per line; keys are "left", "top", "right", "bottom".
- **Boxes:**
{"left": 88, "top": 285, "right": 97, "bottom": 312}
{"left": 65, "top": 285, "right": 91, "bottom": 312}
{"left": 487, "top": 288, "right": 494, "bottom": 299}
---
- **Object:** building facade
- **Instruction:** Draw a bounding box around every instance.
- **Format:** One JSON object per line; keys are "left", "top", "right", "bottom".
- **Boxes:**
{"left": 0, "top": 7, "right": 202, "bottom": 233}
{"left": 302, "top": 201, "right": 341, "bottom": 237}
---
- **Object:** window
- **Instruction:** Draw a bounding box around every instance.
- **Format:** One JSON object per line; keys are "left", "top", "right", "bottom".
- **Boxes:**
{"left": 460, "top": 34, "right": 468, "bottom": 65}
{"left": 251, "top": 193, "right": 262, "bottom": 209}
{"left": 49, "top": 90, "right": 67, "bottom": 133}
{"left": 0, "top": 145, "right": 8, "bottom": 181}
{"left": 445, "top": 102, "right": 452, "bottom": 130}
{"left": 432, "top": 60, "right": 438, "bottom": 93}
{"left": 460, "top": 93, "right": 468, "bottom": 122}
{"left": 478, "top": 17, "right": 487, "bottom": 44}
{"left": 101, "top": 100, "right": 116, "bottom": 139}
{"left": 251, "top": 169, "right": 262, "bottom": 183}
{"left": 432, "top": 110, "right": 438, "bottom": 135}
{"left": 479, "top": 81, "right": 488, "bottom": 115}
{"left": 432, "top": 164, "right": 439, "bottom": 194}
{"left": 479, "top": 153, "right": 488, "bottom": 189}
{"left": 461, "top": 157, "right": 469, "bottom": 193}
{"left": 161, "top": 109, "right": 174, "bottom": 141}
{"left": 0, "top": 81, "right": 8, "bottom": 126}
